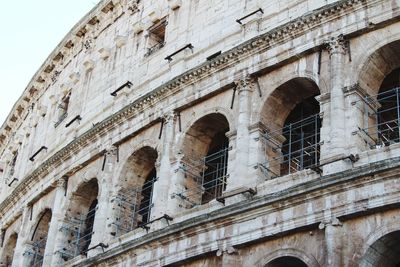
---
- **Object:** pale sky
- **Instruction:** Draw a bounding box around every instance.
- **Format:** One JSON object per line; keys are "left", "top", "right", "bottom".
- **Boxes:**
{"left": 0, "top": 0, "right": 101, "bottom": 127}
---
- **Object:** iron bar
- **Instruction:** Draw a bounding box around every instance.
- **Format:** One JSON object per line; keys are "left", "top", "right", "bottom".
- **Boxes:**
{"left": 110, "top": 81, "right": 133, "bottom": 97}
{"left": 236, "top": 8, "right": 264, "bottom": 25}
{"left": 230, "top": 87, "right": 237, "bottom": 109}
{"left": 29, "top": 146, "right": 48, "bottom": 162}
{"left": 7, "top": 178, "right": 18, "bottom": 187}
{"left": 158, "top": 118, "right": 164, "bottom": 139}
{"left": 165, "top": 44, "right": 194, "bottom": 61}
{"left": 65, "top": 115, "right": 82, "bottom": 128}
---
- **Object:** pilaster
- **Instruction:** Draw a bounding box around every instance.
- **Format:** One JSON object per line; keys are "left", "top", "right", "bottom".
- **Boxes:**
{"left": 88, "top": 145, "right": 118, "bottom": 257}
{"left": 12, "top": 206, "right": 32, "bottom": 267}
{"left": 45, "top": 176, "right": 68, "bottom": 266}
{"left": 323, "top": 35, "right": 351, "bottom": 173}
{"left": 320, "top": 218, "right": 343, "bottom": 267}
{"left": 227, "top": 75, "right": 256, "bottom": 192}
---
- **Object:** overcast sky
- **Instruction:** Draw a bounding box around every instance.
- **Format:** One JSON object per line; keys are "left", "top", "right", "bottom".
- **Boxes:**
{"left": 0, "top": 1, "right": 100, "bottom": 127}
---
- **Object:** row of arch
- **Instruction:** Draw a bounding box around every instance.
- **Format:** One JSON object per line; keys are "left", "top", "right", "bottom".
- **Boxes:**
{"left": 2, "top": 37, "right": 400, "bottom": 266}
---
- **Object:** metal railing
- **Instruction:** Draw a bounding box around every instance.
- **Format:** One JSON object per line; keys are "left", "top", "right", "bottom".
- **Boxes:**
{"left": 112, "top": 176, "right": 156, "bottom": 236}
{"left": 56, "top": 205, "right": 97, "bottom": 262}
{"left": 174, "top": 147, "right": 229, "bottom": 208}
{"left": 259, "top": 114, "right": 322, "bottom": 179}
{"left": 23, "top": 238, "right": 47, "bottom": 267}
{"left": 358, "top": 87, "right": 400, "bottom": 147}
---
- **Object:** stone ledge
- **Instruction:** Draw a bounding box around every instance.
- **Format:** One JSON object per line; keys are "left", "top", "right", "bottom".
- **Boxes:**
{"left": 71, "top": 156, "right": 400, "bottom": 266}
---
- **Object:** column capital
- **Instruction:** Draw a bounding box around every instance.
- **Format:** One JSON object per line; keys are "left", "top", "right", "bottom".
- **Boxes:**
{"left": 162, "top": 111, "right": 177, "bottom": 124}
{"left": 234, "top": 75, "right": 257, "bottom": 93}
{"left": 105, "top": 145, "right": 118, "bottom": 157}
{"left": 325, "top": 34, "right": 348, "bottom": 56}
{"left": 56, "top": 176, "right": 68, "bottom": 188}
{"left": 319, "top": 217, "right": 343, "bottom": 229}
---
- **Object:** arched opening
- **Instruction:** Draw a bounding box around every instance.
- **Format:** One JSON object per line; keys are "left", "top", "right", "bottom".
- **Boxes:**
{"left": 113, "top": 147, "right": 157, "bottom": 236}
{"left": 360, "top": 230, "right": 400, "bottom": 267}
{"left": 260, "top": 78, "right": 321, "bottom": 178}
{"left": 357, "top": 40, "right": 400, "bottom": 149}
{"left": 265, "top": 256, "right": 308, "bottom": 267}
{"left": 27, "top": 209, "right": 52, "bottom": 267}
{"left": 176, "top": 113, "right": 230, "bottom": 208}
{"left": 58, "top": 178, "right": 98, "bottom": 262}
{"left": 376, "top": 68, "right": 400, "bottom": 146}
{"left": 0, "top": 232, "right": 18, "bottom": 267}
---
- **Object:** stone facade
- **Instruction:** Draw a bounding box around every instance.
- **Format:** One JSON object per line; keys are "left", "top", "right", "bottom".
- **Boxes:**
{"left": 1, "top": 0, "right": 400, "bottom": 266}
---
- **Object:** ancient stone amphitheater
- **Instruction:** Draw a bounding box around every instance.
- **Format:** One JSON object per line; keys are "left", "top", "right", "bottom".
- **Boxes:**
{"left": 1, "top": 0, "right": 400, "bottom": 266}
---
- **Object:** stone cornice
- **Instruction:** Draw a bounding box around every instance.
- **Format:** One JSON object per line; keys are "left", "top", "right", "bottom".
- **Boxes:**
{"left": 0, "top": 0, "right": 386, "bottom": 220}
{"left": 73, "top": 156, "right": 400, "bottom": 266}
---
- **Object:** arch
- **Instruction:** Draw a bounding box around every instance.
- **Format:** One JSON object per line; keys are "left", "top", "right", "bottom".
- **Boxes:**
{"left": 176, "top": 112, "right": 230, "bottom": 208}
{"left": 359, "top": 230, "right": 400, "bottom": 267}
{"left": 179, "top": 106, "right": 235, "bottom": 144}
{"left": 355, "top": 37, "right": 400, "bottom": 96}
{"left": 258, "top": 77, "right": 321, "bottom": 178}
{"left": 113, "top": 146, "right": 158, "bottom": 236}
{"left": 28, "top": 208, "right": 52, "bottom": 267}
{"left": 255, "top": 73, "right": 326, "bottom": 125}
{"left": 360, "top": 223, "right": 400, "bottom": 262}
{"left": 259, "top": 77, "right": 320, "bottom": 130}
{"left": 255, "top": 248, "right": 320, "bottom": 267}
{"left": 0, "top": 232, "right": 18, "bottom": 267}
{"left": 59, "top": 178, "right": 99, "bottom": 262}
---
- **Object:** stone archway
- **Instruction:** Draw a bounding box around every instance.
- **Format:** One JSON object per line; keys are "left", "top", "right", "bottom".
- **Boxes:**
{"left": 358, "top": 40, "right": 400, "bottom": 96}
{"left": 359, "top": 230, "right": 400, "bottom": 267}
{"left": 177, "top": 113, "right": 230, "bottom": 208}
{"left": 259, "top": 78, "right": 321, "bottom": 178}
{"left": 265, "top": 256, "right": 308, "bottom": 267}
{"left": 113, "top": 146, "right": 158, "bottom": 236}
{"left": 28, "top": 209, "right": 52, "bottom": 267}
{"left": 255, "top": 248, "right": 320, "bottom": 267}
{"left": 0, "top": 232, "right": 18, "bottom": 267}
{"left": 58, "top": 178, "right": 99, "bottom": 262}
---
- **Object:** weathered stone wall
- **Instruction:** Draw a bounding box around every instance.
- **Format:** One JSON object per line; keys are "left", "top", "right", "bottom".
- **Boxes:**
{"left": 1, "top": 0, "right": 400, "bottom": 266}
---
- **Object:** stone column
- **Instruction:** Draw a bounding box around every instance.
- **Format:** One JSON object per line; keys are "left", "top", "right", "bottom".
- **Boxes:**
{"left": 88, "top": 146, "right": 118, "bottom": 257}
{"left": 44, "top": 177, "right": 68, "bottom": 266}
{"left": 227, "top": 75, "right": 256, "bottom": 191}
{"left": 323, "top": 35, "right": 350, "bottom": 173}
{"left": 12, "top": 206, "right": 32, "bottom": 267}
{"left": 168, "top": 153, "right": 189, "bottom": 214}
{"left": 327, "top": 35, "right": 347, "bottom": 153}
{"left": 321, "top": 218, "right": 343, "bottom": 267}
{"left": 151, "top": 113, "right": 176, "bottom": 220}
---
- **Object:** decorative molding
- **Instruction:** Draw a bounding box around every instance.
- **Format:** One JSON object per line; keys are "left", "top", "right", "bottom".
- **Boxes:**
{"left": 325, "top": 34, "right": 348, "bottom": 56}
{"left": 234, "top": 75, "right": 256, "bottom": 93}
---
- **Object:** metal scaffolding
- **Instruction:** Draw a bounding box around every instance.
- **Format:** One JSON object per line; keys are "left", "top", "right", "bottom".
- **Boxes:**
{"left": 56, "top": 205, "right": 97, "bottom": 262}
{"left": 112, "top": 176, "right": 156, "bottom": 236}
{"left": 259, "top": 113, "right": 322, "bottom": 179}
{"left": 23, "top": 238, "right": 47, "bottom": 267}
{"left": 173, "top": 147, "right": 229, "bottom": 208}
{"left": 357, "top": 87, "right": 400, "bottom": 147}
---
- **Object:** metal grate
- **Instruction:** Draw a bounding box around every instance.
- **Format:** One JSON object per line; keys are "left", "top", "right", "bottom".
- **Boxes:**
{"left": 174, "top": 147, "right": 229, "bottom": 208}
{"left": 358, "top": 87, "right": 400, "bottom": 148}
{"left": 259, "top": 114, "right": 322, "bottom": 179}
{"left": 112, "top": 175, "right": 156, "bottom": 236}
